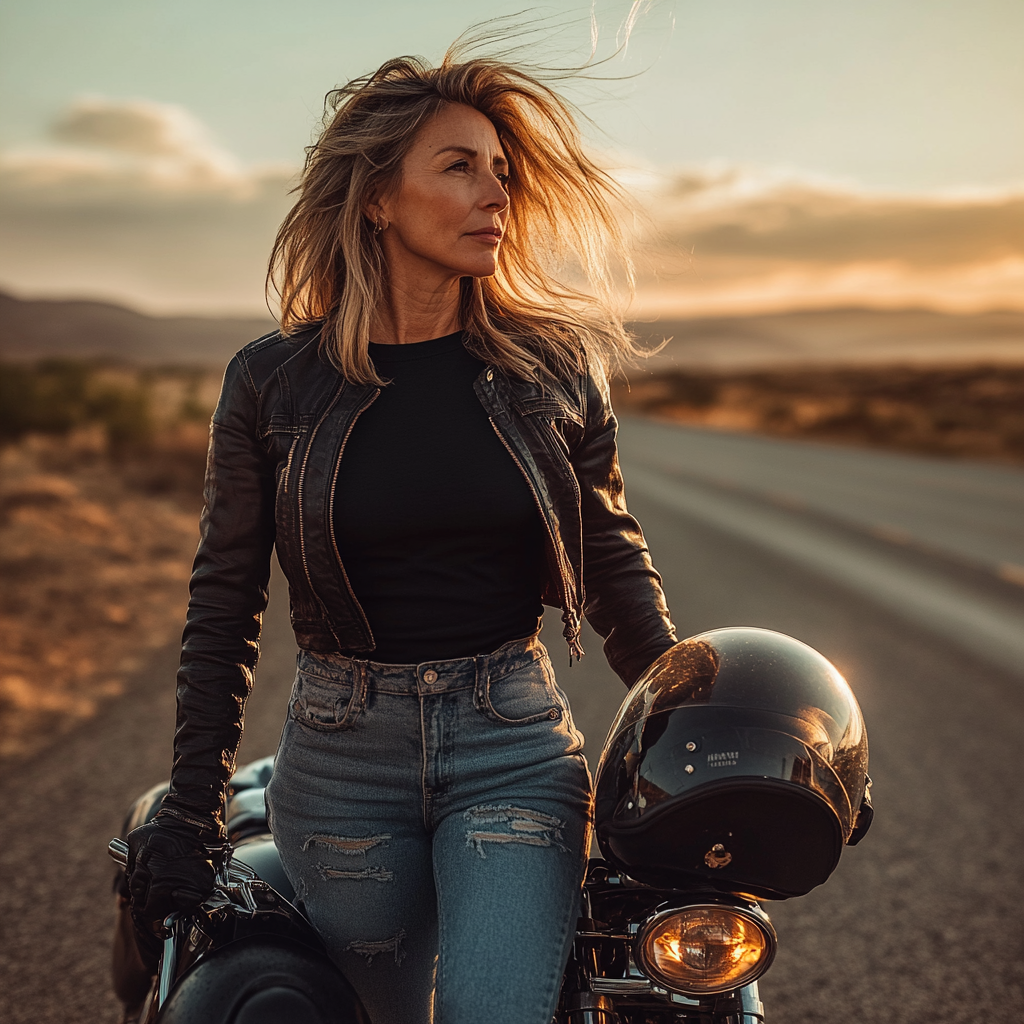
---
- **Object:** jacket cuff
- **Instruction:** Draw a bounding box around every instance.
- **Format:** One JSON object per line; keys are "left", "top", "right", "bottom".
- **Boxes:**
{"left": 156, "top": 801, "right": 226, "bottom": 840}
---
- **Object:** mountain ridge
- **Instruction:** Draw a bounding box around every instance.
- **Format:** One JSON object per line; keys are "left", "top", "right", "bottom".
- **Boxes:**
{"left": 0, "top": 292, "right": 277, "bottom": 366}
{"left": 2, "top": 291, "right": 1022, "bottom": 369}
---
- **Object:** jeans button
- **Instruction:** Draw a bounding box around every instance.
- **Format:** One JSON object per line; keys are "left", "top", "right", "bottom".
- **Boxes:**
{"left": 423, "top": 669, "right": 438, "bottom": 684}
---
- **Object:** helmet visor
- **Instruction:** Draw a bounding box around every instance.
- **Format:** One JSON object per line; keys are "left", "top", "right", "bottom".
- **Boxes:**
{"left": 603, "top": 628, "right": 868, "bottom": 831}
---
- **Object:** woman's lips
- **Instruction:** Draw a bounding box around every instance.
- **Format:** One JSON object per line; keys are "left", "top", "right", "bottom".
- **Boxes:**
{"left": 467, "top": 229, "right": 502, "bottom": 242}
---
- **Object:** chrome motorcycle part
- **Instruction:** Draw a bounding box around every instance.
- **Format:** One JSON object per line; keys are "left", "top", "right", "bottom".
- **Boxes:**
{"left": 109, "top": 837, "right": 129, "bottom": 867}
{"left": 634, "top": 902, "right": 777, "bottom": 996}
{"left": 157, "top": 914, "right": 179, "bottom": 1009}
{"left": 588, "top": 976, "right": 653, "bottom": 995}
{"left": 567, "top": 991, "right": 616, "bottom": 1023}
{"left": 109, "top": 839, "right": 278, "bottom": 920}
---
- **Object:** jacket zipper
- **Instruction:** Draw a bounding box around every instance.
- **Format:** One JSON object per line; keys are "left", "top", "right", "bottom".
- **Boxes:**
{"left": 488, "top": 414, "right": 585, "bottom": 660}
{"left": 327, "top": 388, "right": 381, "bottom": 644}
{"left": 295, "top": 382, "right": 374, "bottom": 644}
{"left": 281, "top": 434, "right": 299, "bottom": 495}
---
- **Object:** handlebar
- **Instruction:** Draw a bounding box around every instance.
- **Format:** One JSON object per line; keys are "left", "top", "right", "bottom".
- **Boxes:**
{"left": 107, "top": 836, "right": 228, "bottom": 870}
{"left": 107, "top": 835, "right": 271, "bottom": 916}
{"left": 109, "top": 837, "right": 129, "bottom": 868}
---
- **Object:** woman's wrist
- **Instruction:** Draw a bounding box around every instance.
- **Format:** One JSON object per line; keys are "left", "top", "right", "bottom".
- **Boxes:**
{"left": 155, "top": 802, "right": 226, "bottom": 842}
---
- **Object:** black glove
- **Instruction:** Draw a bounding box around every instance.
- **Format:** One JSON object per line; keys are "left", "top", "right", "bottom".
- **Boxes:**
{"left": 126, "top": 812, "right": 224, "bottom": 930}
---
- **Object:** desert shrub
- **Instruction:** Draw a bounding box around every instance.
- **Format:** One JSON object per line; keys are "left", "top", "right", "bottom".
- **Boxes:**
{"left": 0, "top": 361, "right": 91, "bottom": 437}
{"left": 89, "top": 380, "right": 154, "bottom": 453}
{"left": 612, "top": 364, "right": 1024, "bottom": 463}
{"left": 176, "top": 370, "right": 212, "bottom": 423}
{"left": 0, "top": 360, "right": 153, "bottom": 451}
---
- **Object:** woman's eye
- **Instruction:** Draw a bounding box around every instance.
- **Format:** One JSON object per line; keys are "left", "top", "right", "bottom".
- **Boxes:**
{"left": 448, "top": 161, "right": 470, "bottom": 172}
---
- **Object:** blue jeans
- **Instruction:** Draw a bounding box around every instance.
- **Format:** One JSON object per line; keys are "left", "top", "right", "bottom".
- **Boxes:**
{"left": 265, "top": 635, "right": 593, "bottom": 1024}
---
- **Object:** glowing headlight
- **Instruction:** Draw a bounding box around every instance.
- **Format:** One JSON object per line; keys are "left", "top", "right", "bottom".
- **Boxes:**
{"left": 635, "top": 903, "right": 777, "bottom": 996}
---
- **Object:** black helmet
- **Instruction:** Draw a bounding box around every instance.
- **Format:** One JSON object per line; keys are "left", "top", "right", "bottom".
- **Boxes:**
{"left": 595, "top": 627, "right": 872, "bottom": 900}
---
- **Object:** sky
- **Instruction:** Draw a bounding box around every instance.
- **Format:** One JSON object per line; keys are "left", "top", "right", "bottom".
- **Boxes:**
{"left": 1, "top": 0, "right": 1022, "bottom": 317}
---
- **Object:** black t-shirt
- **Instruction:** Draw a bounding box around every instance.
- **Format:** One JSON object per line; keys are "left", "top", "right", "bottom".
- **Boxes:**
{"left": 332, "top": 332, "right": 546, "bottom": 663}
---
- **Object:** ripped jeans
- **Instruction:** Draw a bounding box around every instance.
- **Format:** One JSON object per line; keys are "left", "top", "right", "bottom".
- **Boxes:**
{"left": 265, "top": 634, "right": 593, "bottom": 1024}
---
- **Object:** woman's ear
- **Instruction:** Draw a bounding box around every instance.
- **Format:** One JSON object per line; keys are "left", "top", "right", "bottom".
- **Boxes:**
{"left": 363, "top": 198, "right": 390, "bottom": 235}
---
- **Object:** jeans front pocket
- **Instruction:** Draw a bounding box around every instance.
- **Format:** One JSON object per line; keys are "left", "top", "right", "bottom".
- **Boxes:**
{"left": 288, "top": 663, "right": 364, "bottom": 732}
{"left": 475, "top": 655, "right": 564, "bottom": 726}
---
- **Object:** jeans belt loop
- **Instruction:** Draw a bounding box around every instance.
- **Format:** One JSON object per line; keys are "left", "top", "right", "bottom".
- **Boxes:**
{"left": 342, "top": 659, "right": 366, "bottom": 725}
{"left": 472, "top": 654, "right": 486, "bottom": 711}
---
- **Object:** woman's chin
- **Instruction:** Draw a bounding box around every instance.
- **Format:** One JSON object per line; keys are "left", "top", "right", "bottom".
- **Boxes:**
{"left": 473, "top": 254, "right": 500, "bottom": 278}
{"left": 449, "top": 259, "right": 498, "bottom": 280}
{"left": 446, "top": 244, "right": 499, "bottom": 279}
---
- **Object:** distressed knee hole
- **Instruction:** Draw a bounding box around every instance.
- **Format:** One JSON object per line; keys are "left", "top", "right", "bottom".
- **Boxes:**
{"left": 345, "top": 930, "right": 406, "bottom": 967}
{"left": 464, "top": 804, "right": 569, "bottom": 858}
{"left": 302, "top": 832, "right": 391, "bottom": 854}
{"left": 316, "top": 864, "right": 393, "bottom": 883}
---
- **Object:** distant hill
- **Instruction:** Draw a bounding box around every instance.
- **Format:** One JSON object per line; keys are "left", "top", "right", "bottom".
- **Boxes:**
{"left": 631, "top": 307, "right": 1024, "bottom": 371}
{"left": 2, "top": 291, "right": 1022, "bottom": 369}
{"left": 0, "top": 292, "right": 277, "bottom": 366}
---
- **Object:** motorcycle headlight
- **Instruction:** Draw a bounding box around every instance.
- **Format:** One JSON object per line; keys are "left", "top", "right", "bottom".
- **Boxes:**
{"left": 635, "top": 903, "right": 777, "bottom": 996}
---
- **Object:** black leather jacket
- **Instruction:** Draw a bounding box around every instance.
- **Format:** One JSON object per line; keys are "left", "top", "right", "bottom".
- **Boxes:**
{"left": 166, "top": 325, "right": 677, "bottom": 829}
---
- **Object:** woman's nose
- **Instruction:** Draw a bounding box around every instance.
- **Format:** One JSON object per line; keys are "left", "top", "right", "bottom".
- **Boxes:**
{"left": 482, "top": 176, "right": 509, "bottom": 211}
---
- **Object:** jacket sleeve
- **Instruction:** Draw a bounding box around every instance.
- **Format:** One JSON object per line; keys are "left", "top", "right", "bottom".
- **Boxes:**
{"left": 162, "top": 353, "right": 276, "bottom": 831}
{"left": 572, "top": 366, "right": 677, "bottom": 688}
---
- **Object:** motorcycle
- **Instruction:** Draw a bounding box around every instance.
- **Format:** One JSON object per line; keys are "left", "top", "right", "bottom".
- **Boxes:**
{"left": 110, "top": 628, "right": 873, "bottom": 1023}
{"left": 109, "top": 756, "right": 369, "bottom": 1024}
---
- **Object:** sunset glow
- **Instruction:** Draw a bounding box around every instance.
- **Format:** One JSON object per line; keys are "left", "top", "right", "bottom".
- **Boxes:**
{"left": 1, "top": 1, "right": 1021, "bottom": 321}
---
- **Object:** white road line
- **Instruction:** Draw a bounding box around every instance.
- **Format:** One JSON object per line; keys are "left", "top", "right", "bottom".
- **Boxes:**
{"left": 626, "top": 464, "right": 1024, "bottom": 679}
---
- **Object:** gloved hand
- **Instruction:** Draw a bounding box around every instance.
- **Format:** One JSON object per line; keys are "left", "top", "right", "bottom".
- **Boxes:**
{"left": 126, "top": 812, "right": 224, "bottom": 930}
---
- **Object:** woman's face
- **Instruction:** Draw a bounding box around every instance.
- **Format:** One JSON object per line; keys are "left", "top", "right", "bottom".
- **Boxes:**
{"left": 374, "top": 103, "right": 510, "bottom": 283}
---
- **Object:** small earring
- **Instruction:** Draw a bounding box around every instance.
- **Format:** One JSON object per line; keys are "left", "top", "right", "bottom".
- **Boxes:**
{"left": 373, "top": 215, "right": 388, "bottom": 236}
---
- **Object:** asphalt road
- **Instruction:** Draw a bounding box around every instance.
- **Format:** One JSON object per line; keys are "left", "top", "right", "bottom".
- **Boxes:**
{"left": 2, "top": 419, "right": 1024, "bottom": 1023}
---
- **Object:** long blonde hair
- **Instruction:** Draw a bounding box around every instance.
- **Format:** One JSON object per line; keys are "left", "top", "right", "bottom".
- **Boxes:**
{"left": 269, "top": 36, "right": 646, "bottom": 385}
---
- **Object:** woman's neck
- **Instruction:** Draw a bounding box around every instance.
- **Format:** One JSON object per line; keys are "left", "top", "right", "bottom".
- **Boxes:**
{"left": 371, "top": 267, "right": 462, "bottom": 345}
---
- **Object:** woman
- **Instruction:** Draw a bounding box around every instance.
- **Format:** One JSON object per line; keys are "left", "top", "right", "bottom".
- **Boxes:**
{"left": 126, "top": 47, "right": 677, "bottom": 1024}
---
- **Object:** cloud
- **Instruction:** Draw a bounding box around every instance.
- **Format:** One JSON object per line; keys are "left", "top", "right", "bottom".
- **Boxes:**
{"left": 49, "top": 98, "right": 227, "bottom": 160}
{"left": 1, "top": 99, "right": 1022, "bottom": 317}
{"left": 623, "top": 163, "right": 1024, "bottom": 315}
{"left": 0, "top": 98, "right": 295, "bottom": 314}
